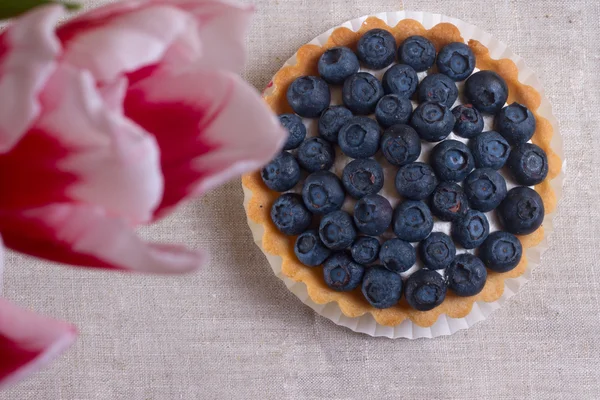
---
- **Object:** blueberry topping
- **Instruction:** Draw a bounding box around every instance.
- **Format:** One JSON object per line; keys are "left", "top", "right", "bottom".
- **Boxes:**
{"left": 286, "top": 76, "right": 331, "bottom": 118}
{"left": 379, "top": 238, "right": 416, "bottom": 273}
{"left": 297, "top": 137, "right": 335, "bottom": 172}
{"left": 410, "top": 101, "right": 455, "bottom": 142}
{"left": 351, "top": 236, "right": 381, "bottom": 264}
{"left": 323, "top": 252, "right": 365, "bottom": 291}
{"left": 507, "top": 143, "right": 549, "bottom": 185}
{"left": 446, "top": 254, "right": 487, "bottom": 296}
{"left": 261, "top": 152, "right": 301, "bottom": 192}
{"left": 270, "top": 193, "right": 312, "bottom": 235}
{"left": 463, "top": 168, "right": 507, "bottom": 212}
{"left": 464, "top": 70, "right": 508, "bottom": 114}
{"left": 395, "top": 162, "right": 438, "bottom": 200}
{"left": 436, "top": 42, "right": 476, "bottom": 81}
{"left": 279, "top": 114, "right": 306, "bottom": 150}
{"left": 405, "top": 269, "right": 447, "bottom": 311}
{"left": 397, "top": 35, "right": 436, "bottom": 72}
{"left": 418, "top": 73, "right": 459, "bottom": 108}
{"left": 361, "top": 266, "right": 403, "bottom": 309}
{"left": 479, "top": 231, "right": 523, "bottom": 273}
{"left": 470, "top": 130, "right": 511, "bottom": 170}
{"left": 431, "top": 139, "right": 474, "bottom": 182}
{"left": 452, "top": 104, "right": 484, "bottom": 138}
{"left": 341, "top": 158, "right": 384, "bottom": 199}
{"left": 318, "top": 46, "right": 360, "bottom": 85}
{"left": 375, "top": 94, "right": 413, "bottom": 128}
{"left": 392, "top": 200, "right": 434, "bottom": 242}
{"left": 420, "top": 232, "right": 456, "bottom": 270}
{"left": 431, "top": 182, "right": 469, "bottom": 221}
{"left": 495, "top": 102, "right": 536, "bottom": 145}
{"left": 382, "top": 64, "right": 418, "bottom": 98}
{"left": 353, "top": 194, "right": 393, "bottom": 236}
{"left": 497, "top": 186, "right": 544, "bottom": 235}
{"left": 319, "top": 210, "right": 357, "bottom": 250}
{"left": 452, "top": 209, "right": 490, "bottom": 249}
{"left": 318, "top": 105, "right": 353, "bottom": 143}
{"left": 294, "top": 230, "right": 331, "bottom": 266}
{"left": 338, "top": 116, "right": 381, "bottom": 159}
{"left": 342, "top": 72, "right": 384, "bottom": 115}
{"left": 380, "top": 124, "right": 421, "bottom": 166}
{"left": 302, "top": 171, "right": 345, "bottom": 215}
{"left": 356, "top": 28, "right": 396, "bottom": 69}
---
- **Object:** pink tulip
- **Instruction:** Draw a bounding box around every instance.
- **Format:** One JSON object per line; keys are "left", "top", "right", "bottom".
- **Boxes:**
{"left": 0, "top": 0, "right": 285, "bottom": 388}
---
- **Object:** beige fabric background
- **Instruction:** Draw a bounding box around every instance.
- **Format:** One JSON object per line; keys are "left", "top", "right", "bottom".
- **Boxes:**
{"left": 2, "top": 0, "right": 599, "bottom": 399}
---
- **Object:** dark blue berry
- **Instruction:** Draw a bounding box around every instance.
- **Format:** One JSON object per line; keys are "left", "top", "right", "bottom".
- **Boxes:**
{"left": 351, "top": 236, "right": 380, "bottom": 264}
{"left": 297, "top": 137, "right": 335, "bottom": 172}
{"left": 375, "top": 94, "right": 413, "bottom": 128}
{"left": 470, "top": 130, "right": 511, "bottom": 169}
{"left": 318, "top": 106, "right": 353, "bottom": 143}
{"left": 380, "top": 124, "right": 421, "bottom": 166}
{"left": 361, "top": 266, "right": 403, "bottom": 309}
{"left": 353, "top": 194, "right": 393, "bottom": 236}
{"left": 319, "top": 210, "right": 357, "bottom": 250}
{"left": 463, "top": 168, "right": 507, "bottom": 212}
{"left": 436, "top": 42, "right": 476, "bottom": 81}
{"left": 431, "top": 182, "right": 469, "bottom": 221}
{"left": 294, "top": 230, "right": 331, "bottom": 266}
{"left": 397, "top": 35, "right": 436, "bottom": 72}
{"left": 392, "top": 200, "right": 433, "bottom": 242}
{"left": 405, "top": 269, "right": 447, "bottom": 311}
{"left": 318, "top": 46, "right": 360, "bottom": 85}
{"left": 279, "top": 114, "right": 306, "bottom": 150}
{"left": 446, "top": 254, "right": 487, "bottom": 296}
{"left": 507, "top": 143, "right": 549, "bottom": 186}
{"left": 323, "top": 252, "right": 365, "bottom": 291}
{"left": 418, "top": 73, "right": 459, "bottom": 108}
{"left": 497, "top": 186, "right": 544, "bottom": 235}
{"left": 395, "top": 162, "right": 438, "bottom": 200}
{"left": 464, "top": 70, "right": 508, "bottom": 114}
{"left": 382, "top": 64, "right": 418, "bottom": 98}
{"left": 341, "top": 158, "right": 384, "bottom": 199}
{"left": 495, "top": 102, "right": 536, "bottom": 144}
{"left": 338, "top": 116, "right": 381, "bottom": 158}
{"left": 431, "top": 139, "right": 474, "bottom": 182}
{"left": 410, "top": 102, "right": 455, "bottom": 142}
{"left": 420, "top": 232, "right": 456, "bottom": 270}
{"left": 452, "top": 209, "right": 490, "bottom": 249}
{"left": 379, "top": 238, "right": 416, "bottom": 273}
{"left": 286, "top": 76, "right": 331, "bottom": 118}
{"left": 452, "top": 104, "right": 484, "bottom": 138}
{"left": 270, "top": 193, "right": 312, "bottom": 235}
{"left": 261, "top": 152, "right": 301, "bottom": 192}
{"left": 342, "top": 72, "right": 384, "bottom": 115}
{"left": 356, "top": 29, "right": 396, "bottom": 70}
{"left": 302, "top": 171, "right": 345, "bottom": 215}
{"left": 479, "top": 231, "right": 523, "bottom": 273}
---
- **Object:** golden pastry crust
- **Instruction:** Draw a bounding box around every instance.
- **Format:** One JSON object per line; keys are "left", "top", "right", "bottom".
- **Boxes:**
{"left": 242, "top": 17, "right": 561, "bottom": 327}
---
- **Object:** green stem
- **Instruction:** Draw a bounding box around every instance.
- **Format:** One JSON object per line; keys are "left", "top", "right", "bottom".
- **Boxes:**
{"left": 0, "top": 0, "right": 81, "bottom": 20}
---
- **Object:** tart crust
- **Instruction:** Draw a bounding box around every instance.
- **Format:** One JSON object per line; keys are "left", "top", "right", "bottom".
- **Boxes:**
{"left": 242, "top": 17, "right": 561, "bottom": 327}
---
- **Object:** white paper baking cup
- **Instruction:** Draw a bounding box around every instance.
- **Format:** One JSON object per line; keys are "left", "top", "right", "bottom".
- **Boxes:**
{"left": 243, "top": 11, "right": 565, "bottom": 338}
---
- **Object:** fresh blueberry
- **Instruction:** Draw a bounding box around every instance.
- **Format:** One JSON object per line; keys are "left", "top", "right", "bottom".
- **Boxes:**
{"left": 452, "top": 209, "right": 490, "bottom": 249}
{"left": 470, "top": 130, "right": 511, "bottom": 169}
{"left": 431, "top": 139, "right": 474, "bottom": 182}
{"left": 353, "top": 194, "right": 393, "bottom": 236}
{"left": 436, "top": 42, "right": 476, "bottom": 81}
{"left": 446, "top": 254, "right": 487, "bottom": 296}
{"left": 417, "top": 73, "right": 459, "bottom": 108}
{"left": 464, "top": 70, "right": 508, "bottom": 114}
{"left": 395, "top": 162, "right": 438, "bottom": 200}
{"left": 270, "top": 193, "right": 312, "bottom": 235}
{"left": 392, "top": 200, "right": 434, "bottom": 242}
{"left": 507, "top": 143, "right": 549, "bottom": 185}
{"left": 351, "top": 236, "right": 381, "bottom": 264}
{"left": 342, "top": 158, "right": 384, "bottom": 199}
{"left": 431, "top": 182, "right": 469, "bottom": 221}
{"left": 404, "top": 269, "right": 447, "bottom": 311}
{"left": 297, "top": 137, "right": 335, "bottom": 172}
{"left": 463, "top": 168, "right": 508, "bottom": 212}
{"left": 361, "top": 266, "right": 403, "bottom": 309}
{"left": 302, "top": 171, "right": 345, "bottom": 215}
{"left": 318, "top": 46, "right": 360, "bottom": 85}
{"left": 342, "top": 72, "right": 384, "bottom": 115}
{"left": 286, "top": 76, "right": 331, "bottom": 118}
{"left": 323, "top": 252, "right": 365, "bottom": 291}
{"left": 495, "top": 102, "right": 536, "bottom": 144}
{"left": 452, "top": 104, "right": 484, "bottom": 138}
{"left": 294, "top": 230, "right": 331, "bottom": 267}
{"left": 261, "top": 152, "right": 301, "bottom": 192}
{"left": 356, "top": 28, "right": 396, "bottom": 70}
{"left": 420, "top": 232, "right": 456, "bottom": 270}
{"left": 319, "top": 210, "right": 357, "bottom": 250}
{"left": 497, "top": 186, "right": 544, "bottom": 235}
{"left": 479, "top": 231, "right": 523, "bottom": 273}
{"left": 338, "top": 116, "right": 381, "bottom": 159}
{"left": 397, "top": 35, "right": 436, "bottom": 72}
{"left": 379, "top": 238, "right": 416, "bottom": 273}
{"left": 375, "top": 95, "right": 413, "bottom": 128}
{"left": 382, "top": 64, "right": 418, "bottom": 98}
{"left": 318, "top": 106, "right": 353, "bottom": 143}
{"left": 380, "top": 124, "right": 421, "bottom": 166}
{"left": 410, "top": 102, "right": 455, "bottom": 142}
{"left": 279, "top": 114, "right": 306, "bottom": 150}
